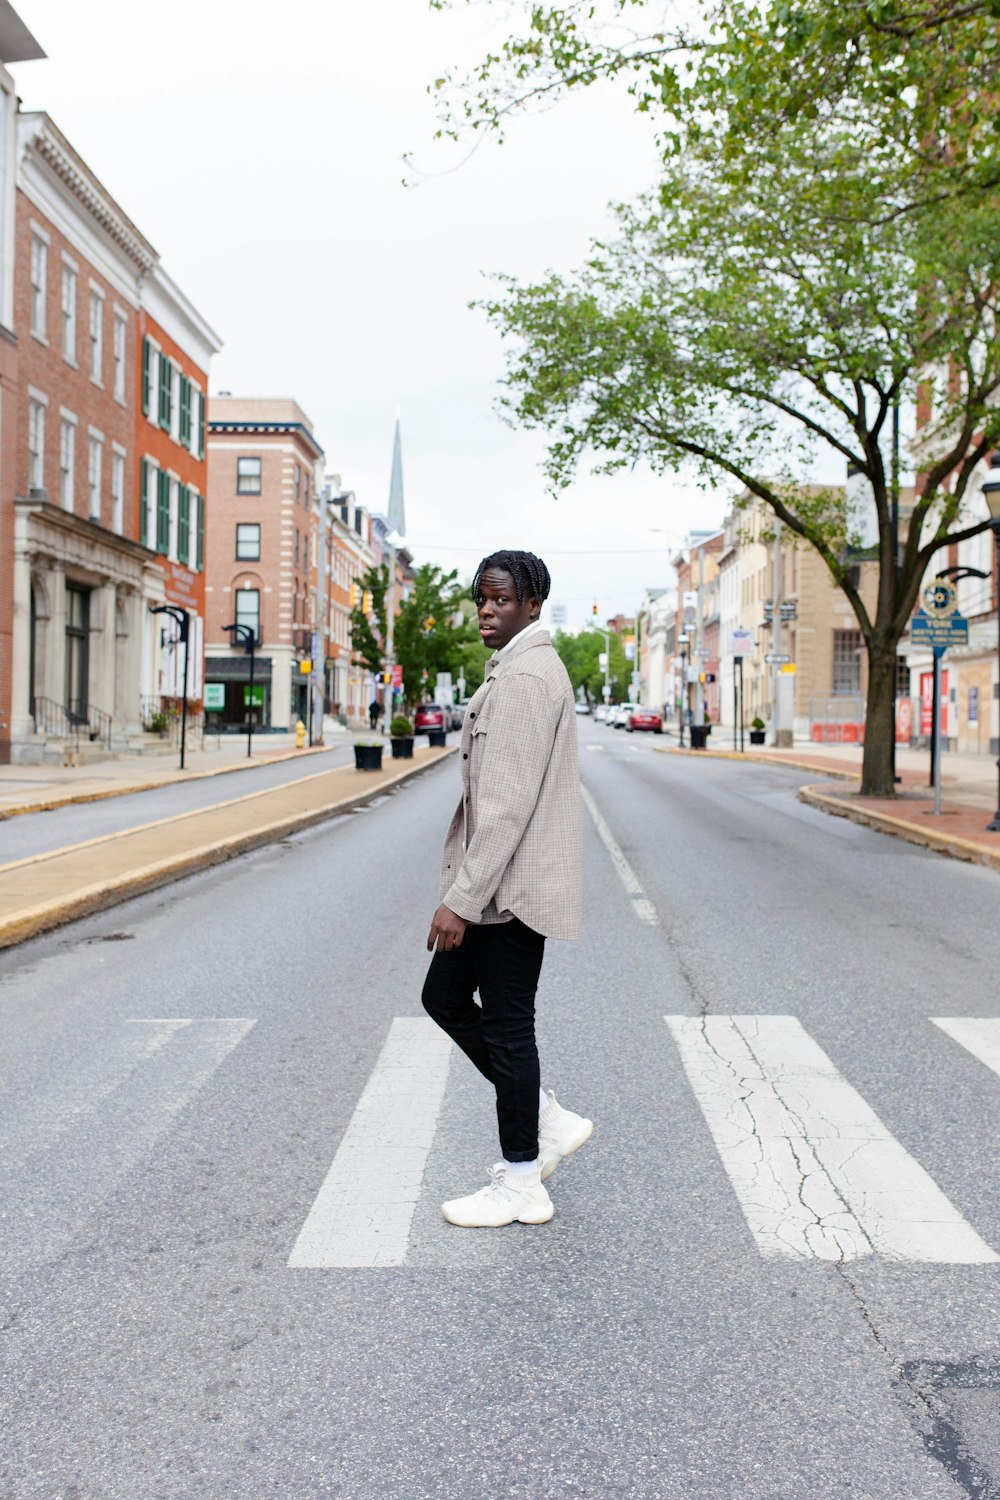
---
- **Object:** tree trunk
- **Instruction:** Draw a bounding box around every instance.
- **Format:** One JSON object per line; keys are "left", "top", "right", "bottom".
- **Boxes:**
{"left": 860, "top": 636, "right": 899, "bottom": 797}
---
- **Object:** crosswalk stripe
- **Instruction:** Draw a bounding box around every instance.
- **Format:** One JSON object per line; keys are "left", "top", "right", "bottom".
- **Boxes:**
{"left": 931, "top": 1018, "right": 1000, "bottom": 1082}
{"left": 580, "top": 785, "right": 658, "bottom": 926}
{"left": 288, "top": 1018, "right": 452, "bottom": 1269}
{"left": 664, "top": 1015, "right": 998, "bottom": 1264}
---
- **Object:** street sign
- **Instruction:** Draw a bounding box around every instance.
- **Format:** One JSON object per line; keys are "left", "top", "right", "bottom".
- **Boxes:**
{"left": 204, "top": 683, "right": 225, "bottom": 711}
{"left": 243, "top": 685, "right": 264, "bottom": 707}
{"left": 910, "top": 608, "right": 969, "bottom": 650}
{"left": 729, "top": 629, "right": 754, "bottom": 657}
{"left": 683, "top": 591, "right": 697, "bottom": 609}
{"left": 550, "top": 602, "right": 567, "bottom": 625}
{"left": 391, "top": 664, "right": 403, "bottom": 687}
{"left": 921, "top": 578, "right": 958, "bottom": 618}
{"left": 764, "top": 653, "right": 792, "bottom": 665}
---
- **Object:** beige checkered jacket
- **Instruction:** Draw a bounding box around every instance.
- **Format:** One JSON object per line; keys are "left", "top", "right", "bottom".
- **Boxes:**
{"left": 440, "top": 629, "right": 582, "bottom": 940}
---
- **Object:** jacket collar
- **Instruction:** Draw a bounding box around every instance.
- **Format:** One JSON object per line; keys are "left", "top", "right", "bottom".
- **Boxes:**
{"left": 488, "top": 628, "right": 551, "bottom": 673}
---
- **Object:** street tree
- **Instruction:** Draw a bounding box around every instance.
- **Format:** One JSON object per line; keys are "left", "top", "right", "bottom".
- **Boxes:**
{"left": 432, "top": 0, "right": 1000, "bottom": 796}
{"left": 349, "top": 563, "right": 389, "bottom": 678}
{"left": 393, "top": 563, "right": 472, "bottom": 706}
{"left": 554, "top": 628, "right": 630, "bottom": 704}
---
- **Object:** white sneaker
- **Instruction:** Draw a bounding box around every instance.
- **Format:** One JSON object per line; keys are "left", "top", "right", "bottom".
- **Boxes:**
{"left": 441, "top": 1164, "right": 554, "bottom": 1228}
{"left": 538, "top": 1089, "right": 594, "bottom": 1182}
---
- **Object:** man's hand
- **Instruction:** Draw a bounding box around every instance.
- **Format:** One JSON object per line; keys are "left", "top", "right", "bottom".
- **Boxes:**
{"left": 427, "top": 904, "right": 469, "bottom": 953}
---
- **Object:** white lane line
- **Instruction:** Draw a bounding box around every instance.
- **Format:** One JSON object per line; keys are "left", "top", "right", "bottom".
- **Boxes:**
{"left": 931, "top": 1018, "right": 1000, "bottom": 1081}
{"left": 288, "top": 1018, "right": 452, "bottom": 1269}
{"left": 580, "top": 785, "right": 658, "bottom": 926}
{"left": 665, "top": 1015, "right": 998, "bottom": 1264}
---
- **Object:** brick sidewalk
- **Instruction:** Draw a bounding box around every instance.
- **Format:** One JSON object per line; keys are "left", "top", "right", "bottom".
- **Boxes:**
{"left": 0, "top": 745, "right": 454, "bottom": 949}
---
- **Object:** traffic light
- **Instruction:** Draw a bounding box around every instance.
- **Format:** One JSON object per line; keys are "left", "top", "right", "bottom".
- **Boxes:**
{"left": 592, "top": 603, "right": 598, "bottom": 617}
{"left": 349, "top": 583, "right": 359, "bottom": 609}
{"left": 382, "top": 669, "right": 391, "bottom": 685}
{"left": 362, "top": 590, "right": 373, "bottom": 614}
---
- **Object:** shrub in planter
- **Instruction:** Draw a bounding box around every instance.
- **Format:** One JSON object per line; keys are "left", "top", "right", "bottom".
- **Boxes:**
{"left": 354, "top": 741, "right": 384, "bottom": 771}
{"left": 749, "top": 716, "right": 766, "bottom": 746}
{"left": 390, "top": 715, "right": 414, "bottom": 759}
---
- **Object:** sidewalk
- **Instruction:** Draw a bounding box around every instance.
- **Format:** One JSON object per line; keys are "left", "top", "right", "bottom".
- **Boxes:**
{"left": 656, "top": 737, "right": 1000, "bottom": 873}
{"left": 0, "top": 728, "right": 380, "bottom": 819}
{"left": 0, "top": 744, "right": 455, "bottom": 950}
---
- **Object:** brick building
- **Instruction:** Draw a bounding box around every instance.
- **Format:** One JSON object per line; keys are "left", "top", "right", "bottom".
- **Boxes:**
{"left": 4, "top": 111, "right": 218, "bottom": 763}
{"left": 205, "top": 397, "right": 323, "bottom": 732}
{"left": 136, "top": 265, "right": 219, "bottom": 719}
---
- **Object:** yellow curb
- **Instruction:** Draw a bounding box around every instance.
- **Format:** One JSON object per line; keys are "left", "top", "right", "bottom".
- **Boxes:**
{"left": 799, "top": 785, "right": 1000, "bottom": 873}
{"left": 655, "top": 744, "right": 861, "bottom": 782}
{"left": 0, "top": 741, "right": 338, "bottom": 821}
{"left": 0, "top": 747, "right": 456, "bottom": 950}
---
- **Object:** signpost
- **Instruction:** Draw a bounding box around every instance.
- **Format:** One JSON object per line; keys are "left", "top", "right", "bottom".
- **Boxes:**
{"left": 911, "top": 577, "right": 968, "bottom": 815}
{"left": 729, "top": 630, "right": 754, "bottom": 752}
{"left": 204, "top": 683, "right": 224, "bottom": 711}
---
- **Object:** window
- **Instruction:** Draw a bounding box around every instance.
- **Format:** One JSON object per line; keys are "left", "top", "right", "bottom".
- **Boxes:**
{"left": 65, "top": 584, "right": 90, "bottom": 715}
{"left": 89, "top": 290, "right": 103, "bottom": 383}
{"left": 178, "top": 485, "right": 190, "bottom": 564}
{"left": 87, "top": 434, "right": 102, "bottom": 521}
{"left": 237, "top": 456, "right": 261, "bottom": 494}
{"left": 140, "top": 459, "right": 158, "bottom": 549}
{"left": 179, "top": 376, "right": 192, "bottom": 446}
{"left": 111, "top": 448, "right": 125, "bottom": 533}
{"left": 30, "top": 235, "right": 46, "bottom": 339}
{"left": 236, "top": 522, "right": 260, "bottom": 560}
{"left": 61, "top": 263, "right": 76, "bottom": 361}
{"left": 156, "top": 468, "right": 170, "bottom": 554}
{"left": 295, "top": 464, "right": 301, "bottom": 503}
{"left": 895, "top": 655, "right": 910, "bottom": 699}
{"left": 235, "top": 588, "right": 260, "bottom": 643}
{"left": 28, "top": 399, "right": 45, "bottom": 491}
{"left": 59, "top": 417, "right": 75, "bottom": 511}
{"left": 295, "top": 529, "right": 300, "bottom": 568}
{"left": 158, "top": 354, "right": 172, "bottom": 429}
{"left": 832, "top": 629, "right": 863, "bottom": 696}
{"left": 142, "top": 337, "right": 155, "bottom": 416}
{"left": 113, "top": 314, "right": 127, "bottom": 402}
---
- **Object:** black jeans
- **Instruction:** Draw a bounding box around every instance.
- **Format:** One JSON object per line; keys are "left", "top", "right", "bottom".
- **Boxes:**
{"left": 422, "top": 917, "right": 545, "bottom": 1162}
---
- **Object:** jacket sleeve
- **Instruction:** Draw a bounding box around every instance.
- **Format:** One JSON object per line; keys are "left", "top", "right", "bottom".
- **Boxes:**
{"left": 443, "top": 674, "right": 559, "bottom": 923}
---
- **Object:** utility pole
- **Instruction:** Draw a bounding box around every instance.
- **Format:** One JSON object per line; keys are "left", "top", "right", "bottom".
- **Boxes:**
{"left": 694, "top": 542, "right": 705, "bottom": 730}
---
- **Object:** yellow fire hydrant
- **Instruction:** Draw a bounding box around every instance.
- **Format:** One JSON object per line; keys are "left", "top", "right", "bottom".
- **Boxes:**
{"left": 295, "top": 719, "right": 306, "bottom": 749}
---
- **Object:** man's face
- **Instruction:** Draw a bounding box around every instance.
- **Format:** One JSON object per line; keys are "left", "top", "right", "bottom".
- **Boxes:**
{"left": 475, "top": 567, "right": 540, "bottom": 651}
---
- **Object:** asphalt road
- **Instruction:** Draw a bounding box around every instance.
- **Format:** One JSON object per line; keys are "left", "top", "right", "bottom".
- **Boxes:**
{"left": 0, "top": 717, "right": 997, "bottom": 1498}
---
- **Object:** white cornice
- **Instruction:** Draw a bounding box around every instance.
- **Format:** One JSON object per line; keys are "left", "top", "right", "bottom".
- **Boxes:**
{"left": 16, "top": 112, "right": 156, "bottom": 280}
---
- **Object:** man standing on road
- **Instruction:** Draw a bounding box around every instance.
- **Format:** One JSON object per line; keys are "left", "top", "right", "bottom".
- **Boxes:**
{"left": 423, "top": 549, "right": 592, "bottom": 1228}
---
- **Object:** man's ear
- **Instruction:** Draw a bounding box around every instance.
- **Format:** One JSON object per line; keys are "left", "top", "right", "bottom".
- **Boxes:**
{"left": 529, "top": 598, "right": 542, "bottom": 619}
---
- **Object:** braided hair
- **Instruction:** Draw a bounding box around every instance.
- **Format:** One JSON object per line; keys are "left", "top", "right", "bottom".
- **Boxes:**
{"left": 472, "top": 550, "right": 551, "bottom": 605}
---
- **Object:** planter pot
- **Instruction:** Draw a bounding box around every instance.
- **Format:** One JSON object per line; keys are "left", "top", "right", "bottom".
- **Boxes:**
{"left": 749, "top": 730, "right": 766, "bottom": 746}
{"left": 390, "top": 736, "right": 414, "bottom": 760}
{"left": 427, "top": 729, "right": 447, "bottom": 748}
{"left": 354, "top": 744, "right": 384, "bottom": 771}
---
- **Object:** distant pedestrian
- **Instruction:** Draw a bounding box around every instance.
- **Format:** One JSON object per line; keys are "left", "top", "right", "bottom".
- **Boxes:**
{"left": 369, "top": 700, "right": 380, "bottom": 731}
{"left": 423, "top": 549, "right": 592, "bottom": 1228}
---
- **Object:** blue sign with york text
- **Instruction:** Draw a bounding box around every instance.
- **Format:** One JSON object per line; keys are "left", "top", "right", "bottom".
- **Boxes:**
{"left": 909, "top": 608, "right": 969, "bottom": 650}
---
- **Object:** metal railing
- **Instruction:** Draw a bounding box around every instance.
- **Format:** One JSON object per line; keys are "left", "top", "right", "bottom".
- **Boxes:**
{"left": 140, "top": 695, "right": 203, "bottom": 746}
{"left": 32, "top": 696, "right": 113, "bottom": 750}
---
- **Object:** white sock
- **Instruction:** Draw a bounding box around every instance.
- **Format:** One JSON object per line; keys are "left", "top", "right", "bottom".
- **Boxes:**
{"left": 538, "top": 1086, "right": 551, "bottom": 1115}
{"left": 503, "top": 1157, "right": 539, "bottom": 1177}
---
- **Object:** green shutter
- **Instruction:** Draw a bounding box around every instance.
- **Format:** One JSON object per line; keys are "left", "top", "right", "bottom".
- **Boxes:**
{"left": 179, "top": 378, "right": 191, "bottom": 446}
{"left": 195, "top": 492, "right": 204, "bottom": 571}
{"left": 156, "top": 470, "right": 170, "bottom": 554}
{"left": 198, "top": 390, "right": 206, "bottom": 459}
{"left": 141, "top": 339, "right": 151, "bottom": 416}
{"left": 139, "top": 458, "right": 149, "bottom": 546}
{"left": 178, "top": 485, "right": 190, "bottom": 564}
{"left": 158, "top": 356, "right": 172, "bottom": 430}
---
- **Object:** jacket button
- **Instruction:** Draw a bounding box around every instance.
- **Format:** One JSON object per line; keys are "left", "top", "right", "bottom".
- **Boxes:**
{"left": 463, "top": 752, "right": 468, "bottom": 759}
{"left": 469, "top": 711, "right": 476, "bottom": 718}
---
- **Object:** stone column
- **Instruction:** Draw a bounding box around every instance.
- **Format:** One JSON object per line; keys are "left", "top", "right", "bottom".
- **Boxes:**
{"left": 8, "top": 535, "right": 36, "bottom": 750}
{"left": 89, "top": 582, "right": 117, "bottom": 717}
{"left": 43, "top": 563, "right": 66, "bottom": 707}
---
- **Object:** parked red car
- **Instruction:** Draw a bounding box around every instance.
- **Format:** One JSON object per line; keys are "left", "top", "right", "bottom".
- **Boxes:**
{"left": 626, "top": 707, "right": 663, "bottom": 734}
{"left": 414, "top": 703, "right": 446, "bottom": 732}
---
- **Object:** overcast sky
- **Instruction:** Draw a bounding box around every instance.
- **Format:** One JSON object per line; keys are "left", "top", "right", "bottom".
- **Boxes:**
{"left": 13, "top": 0, "right": 733, "bottom": 626}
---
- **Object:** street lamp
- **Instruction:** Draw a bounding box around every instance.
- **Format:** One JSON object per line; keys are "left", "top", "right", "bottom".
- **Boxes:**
{"left": 980, "top": 455, "right": 1000, "bottom": 830}
{"left": 678, "top": 633, "right": 689, "bottom": 748}
{"left": 223, "top": 621, "right": 257, "bottom": 759}
{"left": 149, "top": 604, "right": 190, "bottom": 770}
